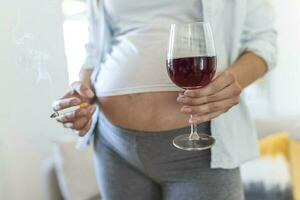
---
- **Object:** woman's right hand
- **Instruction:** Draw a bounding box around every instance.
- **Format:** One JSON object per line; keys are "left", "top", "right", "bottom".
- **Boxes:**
{"left": 52, "top": 81, "right": 97, "bottom": 137}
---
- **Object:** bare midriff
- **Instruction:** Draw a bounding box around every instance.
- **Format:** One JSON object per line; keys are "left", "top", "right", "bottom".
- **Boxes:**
{"left": 97, "top": 91, "right": 190, "bottom": 131}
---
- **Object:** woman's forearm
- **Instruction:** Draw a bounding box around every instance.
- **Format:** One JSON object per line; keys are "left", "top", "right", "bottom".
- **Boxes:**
{"left": 79, "top": 68, "right": 94, "bottom": 88}
{"left": 227, "top": 52, "right": 268, "bottom": 89}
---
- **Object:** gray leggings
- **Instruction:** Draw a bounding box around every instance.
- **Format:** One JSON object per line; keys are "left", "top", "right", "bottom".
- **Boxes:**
{"left": 93, "top": 113, "right": 244, "bottom": 200}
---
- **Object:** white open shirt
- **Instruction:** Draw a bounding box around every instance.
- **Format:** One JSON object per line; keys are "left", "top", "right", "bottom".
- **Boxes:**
{"left": 77, "top": 0, "right": 277, "bottom": 169}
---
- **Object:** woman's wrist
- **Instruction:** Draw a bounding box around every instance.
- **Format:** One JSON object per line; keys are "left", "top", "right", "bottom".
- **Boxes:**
{"left": 78, "top": 68, "right": 97, "bottom": 102}
{"left": 227, "top": 52, "right": 267, "bottom": 89}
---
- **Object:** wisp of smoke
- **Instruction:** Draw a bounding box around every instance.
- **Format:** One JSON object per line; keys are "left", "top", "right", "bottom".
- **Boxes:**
{"left": 12, "top": 31, "right": 52, "bottom": 84}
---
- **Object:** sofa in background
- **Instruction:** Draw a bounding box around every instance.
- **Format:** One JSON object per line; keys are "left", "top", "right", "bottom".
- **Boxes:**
{"left": 242, "top": 133, "right": 300, "bottom": 200}
{"left": 42, "top": 143, "right": 101, "bottom": 200}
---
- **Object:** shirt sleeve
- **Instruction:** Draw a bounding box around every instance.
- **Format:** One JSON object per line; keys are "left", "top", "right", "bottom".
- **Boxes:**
{"left": 77, "top": 0, "right": 103, "bottom": 150}
{"left": 77, "top": 0, "right": 113, "bottom": 150}
{"left": 240, "top": 0, "right": 278, "bottom": 71}
{"left": 81, "top": 0, "right": 101, "bottom": 69}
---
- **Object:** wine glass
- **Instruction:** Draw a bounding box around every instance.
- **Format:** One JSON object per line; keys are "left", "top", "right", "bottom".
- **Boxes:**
{"left": 166, "top": 22, "right": 217, "bottom": 151}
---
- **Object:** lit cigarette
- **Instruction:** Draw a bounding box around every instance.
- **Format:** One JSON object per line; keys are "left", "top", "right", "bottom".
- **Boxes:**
{"left": 50, "top": 102, "right": 89, "bottom": 118}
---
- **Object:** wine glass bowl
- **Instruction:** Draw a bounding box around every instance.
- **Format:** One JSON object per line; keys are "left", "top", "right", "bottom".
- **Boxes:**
{"left": 166, "top": 56, "right": 217, "bottom": 89}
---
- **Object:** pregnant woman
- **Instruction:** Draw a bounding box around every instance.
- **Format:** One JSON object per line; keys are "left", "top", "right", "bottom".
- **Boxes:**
{"left": 53, "top": 0, "right": 277, "bottom": 199}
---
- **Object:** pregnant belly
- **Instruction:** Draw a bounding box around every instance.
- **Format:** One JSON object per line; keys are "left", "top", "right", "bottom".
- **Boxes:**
{"left": 97, "top": 91, "right": 190, "bottom": 132}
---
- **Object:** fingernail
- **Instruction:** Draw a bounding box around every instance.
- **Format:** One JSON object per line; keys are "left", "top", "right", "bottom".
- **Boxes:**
{"left": 182, "top": 107, "right": 192, "bottom": 112}
{"left": 56, "top": 117, "right": 62, "bottom": 122}
{"left": 64, "top": 111, "right": 74, "bottom": 118}
{"left": 65, "top": 123, "right": 73, "bottom": 128}
{"left": 184, "top": 91, "right": 193, "bottom": 97}
{"left": 177, "top": 97, "right": 185, "bottom": 103}
{"left": 177, "top": 93, "right": 184, "bottom": 99}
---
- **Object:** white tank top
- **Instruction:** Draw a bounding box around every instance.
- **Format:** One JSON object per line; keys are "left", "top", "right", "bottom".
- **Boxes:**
{"left": 94, "top": 0, "right": 203, "bottom": 96}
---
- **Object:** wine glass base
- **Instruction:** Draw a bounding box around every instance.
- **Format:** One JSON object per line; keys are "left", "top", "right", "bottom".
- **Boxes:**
{"left": 173, "top": 133, "right": 215, "bottom": 151}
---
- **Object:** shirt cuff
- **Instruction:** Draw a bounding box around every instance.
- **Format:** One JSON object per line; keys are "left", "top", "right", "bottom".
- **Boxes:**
{"left": 81, "top": 56, "right": 99, "bottom": 69}
{"left": 76, "top": 105, "right": 99, "bottom": 151}
{"left": 241, "top": 39, "right": 277, "bottom": 71}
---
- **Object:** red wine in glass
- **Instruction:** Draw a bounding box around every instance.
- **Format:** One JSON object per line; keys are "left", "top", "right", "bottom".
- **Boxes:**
{"left": 166, "top": 56, "right": 216, "bottom": 89}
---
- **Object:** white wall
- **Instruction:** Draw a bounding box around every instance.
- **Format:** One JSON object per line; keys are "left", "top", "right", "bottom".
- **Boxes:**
{"left": 270, "top": 0, "right": 300, "bottom": 118}
{"left": 245, "top": 0, "right": 300, "bottom": 120}
{"left": 0, "top": 0, "right": 73, "bottom": 199}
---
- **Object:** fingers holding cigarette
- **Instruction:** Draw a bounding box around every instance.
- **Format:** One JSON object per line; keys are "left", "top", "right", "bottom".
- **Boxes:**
{"left": 53, "top": 103, "right": 96, "bottom": 136}
{"left": 52, "top": 97, "right": 84, "bottom": 112}
{"left": 51, "top": 101, "right": 91, "bottom": 118}
{"left": 51, "top": 80, "right": 96, "bottom": 136}
{"left": 55, "top": 105, "right": 96, "bottom": 123}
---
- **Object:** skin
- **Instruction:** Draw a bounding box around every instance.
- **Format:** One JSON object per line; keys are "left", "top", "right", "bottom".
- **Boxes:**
{"left": 53, "top": 52, "right": 267, "bottom": 136}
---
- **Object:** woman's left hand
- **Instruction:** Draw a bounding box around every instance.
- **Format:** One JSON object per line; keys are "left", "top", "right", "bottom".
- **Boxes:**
{"left": 177, "top": 71, "right": 242, "bottom": 124}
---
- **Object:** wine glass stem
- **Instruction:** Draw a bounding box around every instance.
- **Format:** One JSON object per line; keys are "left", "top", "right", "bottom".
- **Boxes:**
{"left": 189, "top": 115, "right": 200, "bottom": 140}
